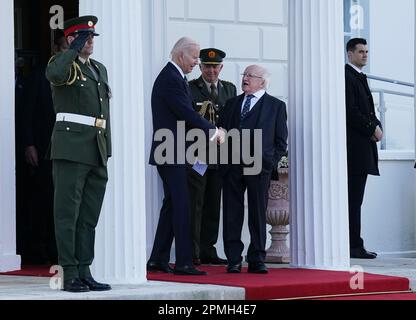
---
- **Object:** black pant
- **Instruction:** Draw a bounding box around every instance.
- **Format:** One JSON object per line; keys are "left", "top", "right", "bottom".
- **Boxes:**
{"left": 348, "top": 174, "right": 368, "bottom": 249}
{"left": 222, "top": 166, "right": 271, "bottom": 265}
{"left": 149, "top": 166, "right": 193, "bottom": 267}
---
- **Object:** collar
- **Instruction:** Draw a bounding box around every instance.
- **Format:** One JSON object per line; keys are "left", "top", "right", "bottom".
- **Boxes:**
{"left": 247, "top": 89, "right": 266, "bottom": 100}
{"left": 202, "top": 77, "right": 219, "bottom": 90}
{"left": 170, "top": 60, "right": 185, "bottom": 78}
{"left": 348, "top": 63, "right": 364, "bottom": 75}
{"left": 78, "top": 57, "right": 92, "bottom": 66}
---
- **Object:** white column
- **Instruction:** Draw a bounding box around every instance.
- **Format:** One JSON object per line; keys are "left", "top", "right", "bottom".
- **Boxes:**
{"left": 0, "top": 0, "right": 21, "bottom": 272}
{"left": 79, "top": 0, "right": 147, "bottom": 283}
{"left": 288, "top": 0, "right": 350, "bottom": 270}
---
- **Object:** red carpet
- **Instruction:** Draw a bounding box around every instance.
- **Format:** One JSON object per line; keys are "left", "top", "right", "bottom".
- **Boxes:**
{"left": 147, "top": 266, "right": 410, "bottom": 300}
{"left": 0, "top": 265, "right": 55, "bottom": 277}
{"left": 316, "top": 293, "right": 416, "bottom": 300}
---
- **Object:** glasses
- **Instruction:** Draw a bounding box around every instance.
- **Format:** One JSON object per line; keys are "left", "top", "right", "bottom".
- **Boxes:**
{"left": 241, "top": 73, "right": 263, "bottom": 79}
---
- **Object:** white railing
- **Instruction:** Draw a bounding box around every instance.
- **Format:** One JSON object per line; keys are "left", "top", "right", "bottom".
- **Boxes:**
{"left": 368, "top": 74, "right": 415, "bottom": 151}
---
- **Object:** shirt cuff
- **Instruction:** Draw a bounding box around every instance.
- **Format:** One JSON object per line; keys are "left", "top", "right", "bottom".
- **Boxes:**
{"left": 210, "top": 128, "right": 219, "bottom": 142}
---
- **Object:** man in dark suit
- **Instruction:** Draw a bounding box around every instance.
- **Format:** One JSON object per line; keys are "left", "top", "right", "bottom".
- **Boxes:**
{"left": 219, "top": 65, "right": 288, "bottom": 274}
{"left": 46, "top": 16, "right": 112, "bottom": 292}
{"left": 147, "top": 37, "right": 226, "bottom": 276}
{"left": 22, "top": 30, "right": 68, "bottom": 265}
{"left": 188, "top": 48, "right": 236, "bottom": 266}
{"left": 345, "top": 38, "right": 382, "bottom": 259}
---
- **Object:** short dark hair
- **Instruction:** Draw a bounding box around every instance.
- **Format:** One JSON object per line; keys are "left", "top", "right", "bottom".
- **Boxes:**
{"left": 346, "top": 38, "right": 367, "bottom": 52}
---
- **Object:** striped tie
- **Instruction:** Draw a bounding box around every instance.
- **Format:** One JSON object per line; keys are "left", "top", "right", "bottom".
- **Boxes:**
{"left": 241, "top": 95, "right": 255, "bottom": 120}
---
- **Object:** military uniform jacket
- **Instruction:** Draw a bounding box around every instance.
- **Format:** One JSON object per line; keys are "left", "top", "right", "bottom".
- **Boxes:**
{"left": 188, "top": 76, "right": 237, "bottom": 125}
{"left": 46, "top": 49, "right": 112, "bottom": 167}
{"left": 189, "top": 77, "right": 236, "bottom": 168}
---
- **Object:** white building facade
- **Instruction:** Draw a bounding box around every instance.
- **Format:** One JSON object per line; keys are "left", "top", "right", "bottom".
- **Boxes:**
{"left": 0, "top": 0, "right": 415, "bottom": 282}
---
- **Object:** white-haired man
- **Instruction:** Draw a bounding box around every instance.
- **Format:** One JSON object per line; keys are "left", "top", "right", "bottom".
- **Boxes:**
{"left": 219, "top": 65, "right": 288, "bottom": 274}
{"left": 147, "top": 37, "right": 225, "bottom": 275}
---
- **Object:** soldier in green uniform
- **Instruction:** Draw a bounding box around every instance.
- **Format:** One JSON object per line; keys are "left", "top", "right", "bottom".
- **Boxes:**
{"left": 188, "top": 48, "right": 237, "bottom": 265}
{"left": 46, "top": 16, "right": 112, "bottom": 292}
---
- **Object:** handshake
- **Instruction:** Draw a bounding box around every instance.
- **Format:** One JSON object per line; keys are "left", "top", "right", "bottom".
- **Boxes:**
{"left": 216, "top": 128, "right": 226, "bottom": 145}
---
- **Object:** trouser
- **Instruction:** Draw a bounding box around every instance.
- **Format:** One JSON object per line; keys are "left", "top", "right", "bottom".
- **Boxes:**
{"left": 348, "top": 174, "right": 368, "bottom": 249}
{"left": 222, "top": 166, "right": 271, "bottom": 265}
{"left": 149, "top": 166, "right": 193, "bottom": 267}
{"left": 53, "top": 160, "right": 108, "bottom": 282}
{"left": 187, "top": 168, "right": 222, "bottom": 260}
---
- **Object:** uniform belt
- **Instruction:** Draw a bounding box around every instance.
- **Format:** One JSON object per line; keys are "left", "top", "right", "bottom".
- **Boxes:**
{"left": 56, "top": 113, "right": 106, "bottom": 129}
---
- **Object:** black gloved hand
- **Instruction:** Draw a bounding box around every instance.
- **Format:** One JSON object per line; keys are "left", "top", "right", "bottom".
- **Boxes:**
{"left": 69, "top": 32, "right": 91, "bottom": 53}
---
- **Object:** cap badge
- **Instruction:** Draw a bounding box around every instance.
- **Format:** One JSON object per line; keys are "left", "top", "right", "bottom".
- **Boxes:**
{"left": 208, "top": 51, "right": 216, "bottom": 58}
{"left": 88, "top": 21, "right": 94, "bottom": 27}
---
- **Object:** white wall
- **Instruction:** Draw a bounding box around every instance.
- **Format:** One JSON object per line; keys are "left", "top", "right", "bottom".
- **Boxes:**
{"left": 369, "top": 0, "right": 415, "bottom": 151}
{"left": 362, "top": 160, "right": 416, "bottom": 257}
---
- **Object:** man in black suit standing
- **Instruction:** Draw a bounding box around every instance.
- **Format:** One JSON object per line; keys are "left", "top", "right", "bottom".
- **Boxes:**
{"left": 219, "top": 65, "right": 288, "bottom": 274}
{"left": 147, "top": 37, "right": 225, "bottom": 276}
{"left": 345, "top": 38, "right": 382, "bottom": 259}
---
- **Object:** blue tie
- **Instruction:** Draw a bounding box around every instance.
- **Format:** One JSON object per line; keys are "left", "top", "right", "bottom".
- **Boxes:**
{"left": 241, "top": 95, "right": 255, "bottom": 120}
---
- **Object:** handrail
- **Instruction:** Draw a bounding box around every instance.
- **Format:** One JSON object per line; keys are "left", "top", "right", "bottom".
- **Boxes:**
{"left": 368, "top": 76, "right": 415, "bottom": 150}
{"left": 367, "top": 74, "right": 414, "bottom": 88}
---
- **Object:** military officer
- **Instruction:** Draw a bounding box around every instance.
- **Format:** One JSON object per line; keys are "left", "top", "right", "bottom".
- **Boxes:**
{"left": 46, "top": 15, "right": 112, "bottom": 292}
{"left": 188, "top": 48, "right": 237, "bottom": 265}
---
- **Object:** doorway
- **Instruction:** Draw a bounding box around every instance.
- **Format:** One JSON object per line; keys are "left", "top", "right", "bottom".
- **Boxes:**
{"left": 14, "top": 0, "right": 78, "bottom": 265}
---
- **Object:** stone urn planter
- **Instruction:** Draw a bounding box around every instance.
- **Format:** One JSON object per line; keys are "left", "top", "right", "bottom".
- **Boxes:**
{"left": 265, "top": 167, "right": 290, "bottom": 263}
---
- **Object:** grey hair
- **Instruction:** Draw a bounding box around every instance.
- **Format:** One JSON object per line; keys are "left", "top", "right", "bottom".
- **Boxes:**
{"left": 171, "top": 37, "right": 200, "bottom": 59}
{"left": 247, "top": 65, "right": 271, "bottom": 89}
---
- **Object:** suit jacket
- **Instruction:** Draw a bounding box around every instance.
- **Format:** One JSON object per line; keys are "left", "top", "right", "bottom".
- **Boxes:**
{"left": 23, "top": 67, "right": 56, "bottom": 159}
{"left": 46, "top": 49, "right": 112, "bottom": 167}
{"left": 345, "top": 64, "right": 380, "bottom": 176}
{"left": 219, "top": 92, "right": 288, "bottom": 175}
{"left": 149, "top": 62, "right": 217, "bottom": 166}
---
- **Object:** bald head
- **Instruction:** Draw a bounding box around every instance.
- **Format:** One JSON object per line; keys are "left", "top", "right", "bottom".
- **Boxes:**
{"left": 241, "top": 65, "right": 270, "bottom": 95}
{"left": 171, "top": 37, "right": 201, "bottom": 74}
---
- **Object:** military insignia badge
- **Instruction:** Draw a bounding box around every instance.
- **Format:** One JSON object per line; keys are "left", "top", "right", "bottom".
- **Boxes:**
{"left": 208, "top": 51, "right": 216, "bottom": 59}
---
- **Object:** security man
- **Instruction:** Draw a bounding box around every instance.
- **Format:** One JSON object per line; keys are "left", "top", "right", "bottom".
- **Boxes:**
{"left": 46, "top": 15, "right": 112, "bottom": 292}
{"left": 188, "top": 48, "right": 237, "bottom": 265}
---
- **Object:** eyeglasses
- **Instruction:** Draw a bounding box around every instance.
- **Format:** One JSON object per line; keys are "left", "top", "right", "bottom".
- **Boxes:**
{"left": 241, "top": 73, "right": 263, "bottom": 79}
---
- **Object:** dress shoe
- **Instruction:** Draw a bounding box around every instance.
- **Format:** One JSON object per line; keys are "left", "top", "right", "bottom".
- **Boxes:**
{"left": 63, "top": 278, "right": 90, "bottom": 293}
{"left": 226, "top": 263, "right": 242, "bottom": 274}
{"left": 350, "top": 247, "right": 377, "bottom": 259}
{"left": 192, "top": 258, "right": 201, "bottom": 266}
{"left": 201, "top": 257, "right": 228, "bottom": 265}
{"left": 147, "top": 261, "right": 174, "bottom": 273}
{"left": 174, "top": 265, "right": 207, "bottom": 275}
{"left": 80, "top": 277, "right": 112, "bottom": 291}
{"left": 248, "top": 262, "right": 268, "bottom": 274}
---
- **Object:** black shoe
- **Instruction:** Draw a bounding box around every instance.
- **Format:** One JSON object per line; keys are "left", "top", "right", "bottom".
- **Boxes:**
{"left": 201, "top": 257, "right": 228, "bottom": 265}
{"left": 63, "top": 278, "right": 90, "bottom": 293}
{"left": 80, "top": 277, "right": 112, "bottom": 291}
{"left": 350, "top": 248, "right": 377, "bottom": 259}
{"left": 192, "top": 258, "right": 201, "bottom": 266}
{"left": 174, "top": 265, "right": 207, "bottom": 275}
{"left": 248, "top": 262, "right": 268, "bottom": 274}
{"left": 147, "top": 261, "right": 174, "bottom": 273}
{"left": 226, "top": 263, "right": 242, "bottom": 274}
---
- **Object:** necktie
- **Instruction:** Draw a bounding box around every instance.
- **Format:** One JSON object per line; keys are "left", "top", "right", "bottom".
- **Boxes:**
{"left": 184, "top": 76, "right": 189, "bottom": 86}
{"left": 241, "top": 95, "right": 255, "bottom": 120}
{"left": 210, "top": 83, "right": 218, "bottom": 102}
